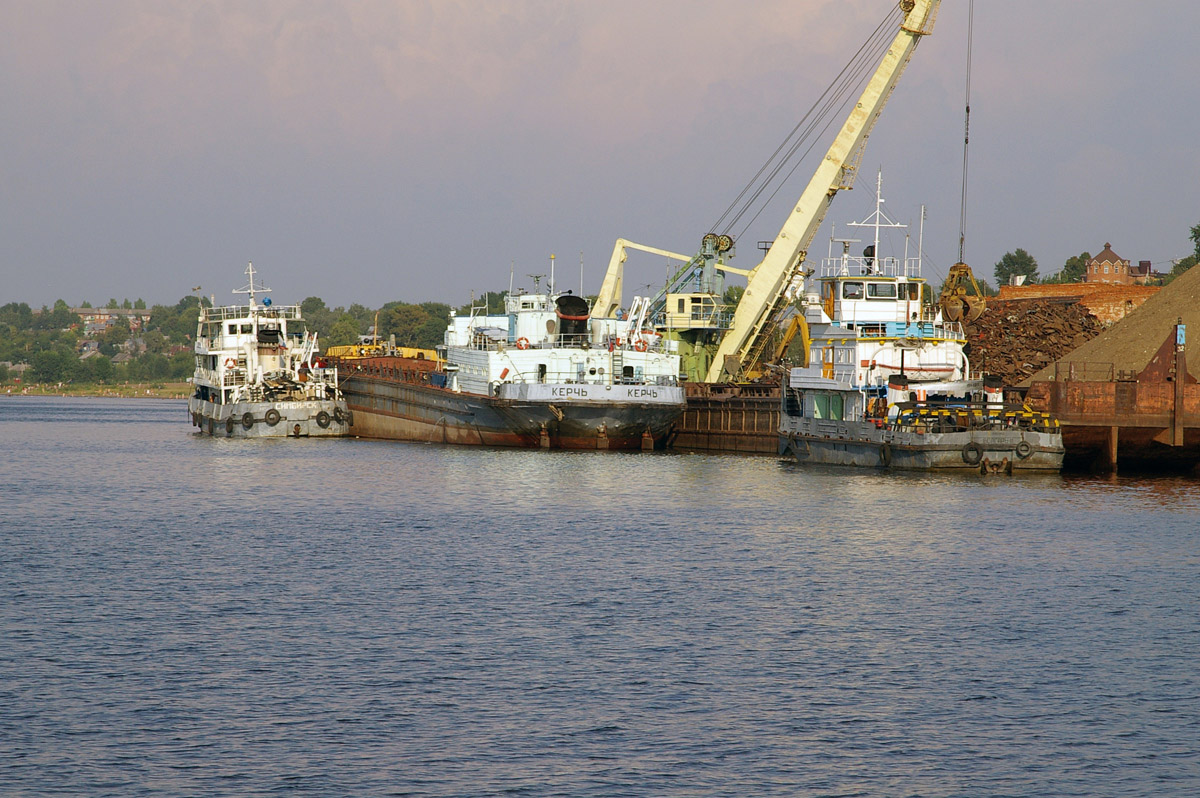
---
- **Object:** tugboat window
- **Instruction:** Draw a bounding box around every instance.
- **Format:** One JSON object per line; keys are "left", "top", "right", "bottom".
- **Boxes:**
{"left": 843, "top": 282, "right": 864, "bottom": 299}
{"left": 867, "top": 283, "right": 897, "bottom": 299}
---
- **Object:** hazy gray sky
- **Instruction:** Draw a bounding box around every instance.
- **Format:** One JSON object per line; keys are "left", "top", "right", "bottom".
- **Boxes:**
{"left": 4, "top": 1, "right": 1198, "bottom": 309}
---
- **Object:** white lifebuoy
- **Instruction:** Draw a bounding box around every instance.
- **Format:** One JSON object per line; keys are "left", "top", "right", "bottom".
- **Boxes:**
{"left": 224, "top": 358, "right": 236, "bottom": 369}
{"left": 516, "top": 337, "right": 530, "bottom": 350}
{"left": 634, "top": 339, "right": 648, "bottom": 352}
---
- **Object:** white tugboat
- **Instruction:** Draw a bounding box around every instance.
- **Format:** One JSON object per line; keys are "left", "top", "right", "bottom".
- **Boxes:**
{"left": 778, "top": 178, "right": 1063, "bottom": 473}
{"left": 187, "top": 263, "right": 348, "bottom": 438}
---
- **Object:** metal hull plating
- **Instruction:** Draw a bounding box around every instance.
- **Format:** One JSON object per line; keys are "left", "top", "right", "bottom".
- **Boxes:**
{"left": 780, "top": 418, "right": 1064, "bottom": 473}
{"left": 342, "top": 370, "right": 683, "bottom": 450}
{"left": 188, "top": 397, "right": 349, "bottom": 438}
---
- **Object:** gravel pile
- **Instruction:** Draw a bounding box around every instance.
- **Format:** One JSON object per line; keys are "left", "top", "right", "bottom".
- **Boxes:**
{"left": 1024, "top": 265, "right": 1200, "bottom": 383}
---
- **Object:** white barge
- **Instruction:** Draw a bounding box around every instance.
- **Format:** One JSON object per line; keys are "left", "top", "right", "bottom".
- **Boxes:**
{"left": 335, "top": 279, "right": 685, "bottom": 450}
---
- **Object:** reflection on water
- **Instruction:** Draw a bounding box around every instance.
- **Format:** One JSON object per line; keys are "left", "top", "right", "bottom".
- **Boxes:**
{"left": 2, "top": 396, "right": 1199, "bottom": 796}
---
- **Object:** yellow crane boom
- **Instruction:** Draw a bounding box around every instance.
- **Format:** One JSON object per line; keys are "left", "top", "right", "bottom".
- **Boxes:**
{"left": 705, "top": 0, "right": 941, "bottom": 382}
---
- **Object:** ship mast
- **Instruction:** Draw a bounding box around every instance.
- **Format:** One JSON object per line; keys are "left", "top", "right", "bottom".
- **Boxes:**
{"left": 234, "top": 261, "right": 271, "bottom": 307}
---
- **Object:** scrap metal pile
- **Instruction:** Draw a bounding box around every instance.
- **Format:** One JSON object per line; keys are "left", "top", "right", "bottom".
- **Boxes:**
{"left": 966, "top": 298, "right": 1104, "bottom": 386}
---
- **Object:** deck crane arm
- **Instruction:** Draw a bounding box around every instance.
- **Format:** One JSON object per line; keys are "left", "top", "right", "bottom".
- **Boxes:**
{"left": 594, "top": 238, "right": 696, "bottom": 318}
{"left": 705, "top": 0, "right": 941, "bottom": 382}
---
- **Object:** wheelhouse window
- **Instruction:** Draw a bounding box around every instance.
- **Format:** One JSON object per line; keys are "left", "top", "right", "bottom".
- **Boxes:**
{"left": 867, "top": 283, "right": 897, "bottom": 300}
{"left": 842, "top": 282, "right": 864, "bottom": 300}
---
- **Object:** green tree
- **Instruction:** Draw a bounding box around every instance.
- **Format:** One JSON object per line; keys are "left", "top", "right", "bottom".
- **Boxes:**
{"left": 1048, "top": 251, "right": 1090, "bottom": 284}
{"left": 1162, "top": 255, "right": 1198, "bottom": 285}
{"left": 0, "top": 303, "right": 33, "bottom": 330}
{"left": 134, "top": 298, "right": 146, "bottom": 309}
{"left": 99, "top": 317, "right": 131, "bottom": 356}
{"left": 169, "top": 350, "right": 193, "bottom": 379}
{"left": 107, "top": 298, "right": 118, "bottom": 309}
{"left": 1190, "top": 221, "right": 1200, "bottom": 259}
{"left": 30, "top": 349, "right": 74, "bottom": 383}
{"left": 142, "top": 329, "right": 167, "bottom": 354}
{"left": 88, "top": 356, "right": 114, "bottom": 382}
{"left": 136, "top": 353, "right": 170, "bottom": 379}
{"left": 454, "top": 291, "right": 507, "bottom": 316}
{"left": 994, "top": 249, "right": 1039, "bottom": 286}
{"left": 34, "top": 301, "right": 81, "bottom": 331}
{"left": 381, "top": 303, "right": 431, "bottom": 346}
{"left": 300, "top": 296, "right": 336, "bottom": 340}
{"left": 326, "top": 315, "right": 362, "bottom": 347}
{"left": 416, "top": 302, "right": 451, "bottom": 348}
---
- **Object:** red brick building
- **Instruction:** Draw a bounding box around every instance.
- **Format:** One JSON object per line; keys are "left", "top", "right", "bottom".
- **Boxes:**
{"left": 1085, "top": 243, "right": 1133, "bottom": 284}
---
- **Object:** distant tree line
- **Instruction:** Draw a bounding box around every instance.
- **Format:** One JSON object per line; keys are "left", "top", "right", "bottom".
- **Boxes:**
{"left": 0, "top": 291, "right": 494, "bottom": 387}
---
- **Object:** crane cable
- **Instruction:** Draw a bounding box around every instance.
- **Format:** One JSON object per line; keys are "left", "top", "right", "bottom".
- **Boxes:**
{"left": 958, "top": 0, "right": 975, "bottom": 264}
{"left": 710, "top": 6, "right": 903, "bottom": 240}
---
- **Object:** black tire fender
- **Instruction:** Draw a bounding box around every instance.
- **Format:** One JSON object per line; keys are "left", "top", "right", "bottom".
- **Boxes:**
{"left": 879, "top": 442, "right": 893, "bottom": 467}
{"left": 242, "top": 412, "right": 254, "bottom": 430}
{"left": 962, "top": 441, "right": 983, "bottom": 465}
{"left": 1015, "top": 440, "right": 1033, "bottom": 460}
{"left": 265, "top": 408, "right": 281, "bottom": 426}
{"left": 316, "top": 410, "right": 331, "bottom": 428}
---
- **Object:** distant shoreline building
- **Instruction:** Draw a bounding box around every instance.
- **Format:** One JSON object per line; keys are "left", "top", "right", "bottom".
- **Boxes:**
{"left": 70, "top": 307, "right": 153, "bottom": 333}
{"left": 1084, "top": 243, "right": 1155, "bottom": 285}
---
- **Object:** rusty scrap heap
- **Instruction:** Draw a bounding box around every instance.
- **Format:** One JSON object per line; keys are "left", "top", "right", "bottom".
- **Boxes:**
{"left": 966, "top": 298, "right": 1104, "bottom": 387}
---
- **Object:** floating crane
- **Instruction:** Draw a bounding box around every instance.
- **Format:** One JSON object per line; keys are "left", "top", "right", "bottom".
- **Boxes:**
{"left": 594, "top": 0, "right": 942, "bottom": 383}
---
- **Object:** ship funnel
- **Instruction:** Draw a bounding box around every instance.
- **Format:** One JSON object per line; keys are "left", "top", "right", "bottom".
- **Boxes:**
{"left": 555, "top": 294, "right": 590, "bottom": 343}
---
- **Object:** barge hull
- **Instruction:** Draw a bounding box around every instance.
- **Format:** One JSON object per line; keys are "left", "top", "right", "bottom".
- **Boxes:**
{"left": 668, "top": 383, "right": 780, "bottom": 454}
{"left": 343, "top": 371, "right": 682, "bottom": 450}
{"left": 780, "top": 430, "right": 1063, "bottom": 472}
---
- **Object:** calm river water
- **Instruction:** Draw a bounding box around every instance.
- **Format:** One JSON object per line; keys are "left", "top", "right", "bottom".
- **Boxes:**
{"left": 2, "top": 396, "right": 1199, "bottom": 796}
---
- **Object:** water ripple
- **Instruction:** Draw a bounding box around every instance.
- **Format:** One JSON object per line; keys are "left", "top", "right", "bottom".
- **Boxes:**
{"left": 2, "top": 397, "right": 1199, "bottom": 795}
